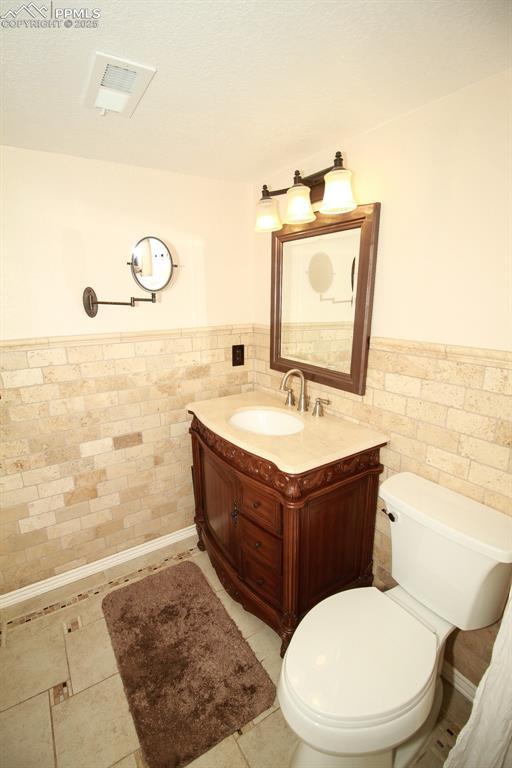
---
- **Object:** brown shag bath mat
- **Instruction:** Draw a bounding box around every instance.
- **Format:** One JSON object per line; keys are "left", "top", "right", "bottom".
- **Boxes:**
{"left": 102, "top": 560, "right": 276, "bottom": 768}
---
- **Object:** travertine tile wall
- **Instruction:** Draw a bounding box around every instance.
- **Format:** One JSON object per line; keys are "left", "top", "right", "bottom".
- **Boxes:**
{"left": 1, "top": 323, "right": 511, "bottom": 684}
{"left": 0, "top": 325, "right": 252, "bottom": 593}
{"left": 281, "top": 321, "right": 353, "bottom": 371}
{"left": 253, "top": 325, "right": 512, "bottom": 684}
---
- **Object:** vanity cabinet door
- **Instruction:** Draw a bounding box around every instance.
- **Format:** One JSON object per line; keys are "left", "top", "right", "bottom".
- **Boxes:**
{"left": 298, "top": 475, "right": 376, "bottom": 615}
{"left": 201, "top": 448, "right": 240, "bottom": 569}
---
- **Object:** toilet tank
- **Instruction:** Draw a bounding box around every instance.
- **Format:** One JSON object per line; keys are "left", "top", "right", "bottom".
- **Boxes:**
{"left": 380, "top": 473, "right": 512, "bottom": 630}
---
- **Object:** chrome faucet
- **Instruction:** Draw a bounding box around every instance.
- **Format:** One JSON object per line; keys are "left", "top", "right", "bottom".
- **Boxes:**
{"left": 279, "top": 368, "right": 308, "bottom": 412}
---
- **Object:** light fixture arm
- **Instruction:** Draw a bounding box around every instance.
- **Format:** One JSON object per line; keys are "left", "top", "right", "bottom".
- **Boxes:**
{"left": 254, "top": 151, "right": 355, "bottom": 232}
{"left": 261, "top": 153, "right": 344, "bottom": 198}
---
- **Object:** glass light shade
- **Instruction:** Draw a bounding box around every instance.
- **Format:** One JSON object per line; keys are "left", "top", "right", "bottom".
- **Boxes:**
{"left": 319, "top": 167, "right": 357, "bottom": 214}
{"left": 284, "top": 183, "right": 316, "bottom": 224}
{"left": 254, "top": 196, "right": 282, "bottom": 232}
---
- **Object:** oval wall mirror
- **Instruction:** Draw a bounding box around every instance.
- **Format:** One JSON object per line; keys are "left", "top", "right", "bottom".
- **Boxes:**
{"left": 307, "top": 251, "right": 334, "bottom": 294}
{"left": 130, "top": 236, "right": 175, "bottom": 293}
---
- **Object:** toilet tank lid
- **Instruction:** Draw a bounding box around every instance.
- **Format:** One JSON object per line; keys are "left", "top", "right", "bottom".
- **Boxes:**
{"left": 380, "top": 473, "right": 512, "bottom": 563}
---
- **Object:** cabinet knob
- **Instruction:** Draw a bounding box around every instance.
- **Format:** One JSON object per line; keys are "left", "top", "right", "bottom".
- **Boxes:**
{"left": 252, "top": 500, "right": 261, "bottom": 509}
{"left": 231, "top": 505, "right": 239, "bottom": 521}
{"left": 254, "top": 541, "right": 262, "bottom": 549}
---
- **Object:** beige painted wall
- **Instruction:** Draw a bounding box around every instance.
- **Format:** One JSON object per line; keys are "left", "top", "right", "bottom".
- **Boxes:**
{"left": 0, "top": 146, "right": 254, "bottom": 340}
{"left": 253, "top": 69, "right": 512, "bottom": 351}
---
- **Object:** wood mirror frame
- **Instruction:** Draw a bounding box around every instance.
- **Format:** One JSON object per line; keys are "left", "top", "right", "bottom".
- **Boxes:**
{"left": 270, "top": 200, "right": 380, "bottom": 395}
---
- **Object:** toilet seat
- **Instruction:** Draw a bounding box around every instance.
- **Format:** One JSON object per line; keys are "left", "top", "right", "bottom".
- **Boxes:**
{"left": 278, "top": 587, "right": 439, "bottom": 755}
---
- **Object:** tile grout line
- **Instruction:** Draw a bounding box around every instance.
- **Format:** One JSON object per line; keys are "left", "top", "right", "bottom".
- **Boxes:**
{"left": 0, "top": 686, "right": 55, "bottom": 715}
{"left": 48, "top": 688, "right": 59, "bottom": 768}
{"left": 52, "top": 671, "right": 120, "bottom": 709}
{"left": 107, "top": 747, "right": 142, "bottom": 768}
{"left": 234, "top": 735, "right": 252, "bottom": 767}
{"left": 60, "top": 610, "right": 73, "bottom": 714}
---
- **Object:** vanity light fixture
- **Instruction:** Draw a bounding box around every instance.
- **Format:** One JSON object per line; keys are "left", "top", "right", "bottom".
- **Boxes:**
{"left": 319, "top": 152, "right": 356, "bottom": 215}
{"left": 284, "top": 171, "right": 316, "bottom": 225}
{"left": 254, "top": 151, "right": 356, "bottom": 233}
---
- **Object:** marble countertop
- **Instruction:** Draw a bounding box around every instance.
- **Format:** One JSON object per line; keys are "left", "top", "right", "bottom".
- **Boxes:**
{"left": 187, "top": 391, "right": 388, "bottom": 474}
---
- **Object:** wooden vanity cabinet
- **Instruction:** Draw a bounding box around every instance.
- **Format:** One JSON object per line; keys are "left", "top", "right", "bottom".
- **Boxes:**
{"left": 190, "top": 416, "right": 384, "bottom": 654}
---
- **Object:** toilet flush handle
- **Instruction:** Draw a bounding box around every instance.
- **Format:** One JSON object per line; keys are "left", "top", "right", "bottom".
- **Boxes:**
{"left": 381, "top": 508, "right": 396, "bottom": 522}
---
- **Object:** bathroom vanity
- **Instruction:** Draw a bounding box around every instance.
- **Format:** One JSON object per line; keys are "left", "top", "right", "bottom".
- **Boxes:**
{"left": 188, "top": 391, "right": 387, "bottom": 654}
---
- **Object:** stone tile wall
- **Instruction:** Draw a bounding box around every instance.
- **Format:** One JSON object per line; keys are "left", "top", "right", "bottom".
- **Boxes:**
{"left": 0, "top": 326, "right": 252, "bottom": 593}
{"left": 253, "top": 325, "right": 512, "bottom": 684}
{"left": 2, "top": 322, "right": 511, "bottom": 684}
{"left": 281, "top": 321, "right": 353, "bottom": 371}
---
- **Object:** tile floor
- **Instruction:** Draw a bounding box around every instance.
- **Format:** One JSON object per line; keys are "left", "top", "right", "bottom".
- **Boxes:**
{"left": 0, "top": 540, "right": 472, "bottom": 768}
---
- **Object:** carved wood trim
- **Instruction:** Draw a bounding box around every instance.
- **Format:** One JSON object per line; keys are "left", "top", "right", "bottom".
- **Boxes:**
{"left": 190, "top": 416, "right": 383, "bottom": 501}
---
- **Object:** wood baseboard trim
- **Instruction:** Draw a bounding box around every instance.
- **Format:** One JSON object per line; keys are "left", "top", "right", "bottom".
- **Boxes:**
{"left": 0, "top": 525, "right": 197, "bottom": 609}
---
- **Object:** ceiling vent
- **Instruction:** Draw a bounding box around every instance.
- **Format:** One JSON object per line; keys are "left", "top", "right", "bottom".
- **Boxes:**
{"left": 84, "top": 52, "right": 156, "bottom": 118}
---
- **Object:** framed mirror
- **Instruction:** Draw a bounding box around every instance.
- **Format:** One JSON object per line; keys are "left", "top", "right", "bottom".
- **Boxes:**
{"left": 130, "top": 236, "right": 175, "bottom": 293}
{"left": 270, "top": 203, "right": 380, "bottom": 394}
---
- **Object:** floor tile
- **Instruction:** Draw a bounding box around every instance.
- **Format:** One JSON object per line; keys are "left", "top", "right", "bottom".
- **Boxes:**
{"left": 188, "top": 735, "right": 249, "bottom": 767}
{"left": 412, "top": 749, "right": 445, "bottom": 768}
{"left": 53, "top": 674, "right": 139, "bottom": 768}
{"left": 0, "top": 621, "right": 68, "bottom": 711}
{"left": 428, "top": 715, "right": 460, "bottom": 763}
{"left": 0, "top": 692, "right": 55, "bottom": 768}
{"left": 247, "top": 624, "right": 281, "bottom": 662}
{"left": 6, "top": 593, "right": 105, "bottom": 643}
{"left": 216, "top": 590, "right": 268, "bottom": 638}
{"left": 191, "top": 550, "right": 224, "bottom": 591}
{"left": 261, "top": 649, "right": 283, "bottom": 685}
{"left": 66, "top": 618, "right": 119, "bottom": 693}
{"left": 110, "top": 752, "right": 139, "bottom": 768}
{"left": 237, "top": 709, "right": 298, "bottom": 768}
{"left": 441, "top": 682, "right": 472, "bottom": 729}
{"left": 0, "top": 539, "right": 475, "bottom": 768}
{"left": 111, "top": 749, "right": 147, "bottom": 768}
{"left": 251, "top": 697, "right": 279, "bottom": 726}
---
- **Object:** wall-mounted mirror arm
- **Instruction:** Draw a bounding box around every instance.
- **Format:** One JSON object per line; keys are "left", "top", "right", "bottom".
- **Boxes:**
{"left": 83, "top": 287, "right": 156, "bottom": 318}
{"left": 83, "top": 236, "right": 176, "bottom": 318}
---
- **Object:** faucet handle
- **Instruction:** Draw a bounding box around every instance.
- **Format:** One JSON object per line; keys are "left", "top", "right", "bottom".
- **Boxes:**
{"left": 312, "top": 397, "right": 330, "bottom": 417}
{"left": 284, "top": 388, "right": 295, "bottom": 407}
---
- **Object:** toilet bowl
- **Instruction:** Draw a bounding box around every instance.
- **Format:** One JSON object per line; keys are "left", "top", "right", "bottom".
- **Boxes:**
{"left": 278, "top": 472, "right": 512, "bottom": 768}
{"left": 278, "top": 587, "right": 450, "bottom": 767}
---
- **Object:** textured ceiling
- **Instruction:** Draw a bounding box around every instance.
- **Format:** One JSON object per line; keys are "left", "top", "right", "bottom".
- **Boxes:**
{"left": 0, "top": 0, "right": 510, "bottom": 180}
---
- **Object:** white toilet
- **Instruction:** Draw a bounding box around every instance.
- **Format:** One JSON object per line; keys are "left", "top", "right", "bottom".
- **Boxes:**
{"left": 278, "top": 472, "right": 512, "bottom": 768}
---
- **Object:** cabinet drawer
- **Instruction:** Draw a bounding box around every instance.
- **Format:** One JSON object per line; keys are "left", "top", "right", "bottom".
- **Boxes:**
{"left": 239, "top": 477, "right": 281, "bottom": 534}
{"left": 240, "top": 516, "right": 281, "bottom": 570}
{"left": 242, "top": 552, "right": 282, "bottom": 607}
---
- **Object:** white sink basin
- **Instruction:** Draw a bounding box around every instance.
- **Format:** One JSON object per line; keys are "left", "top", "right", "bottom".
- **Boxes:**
{"left": 229, "top": 408, "right": 304, "bottom": 436}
